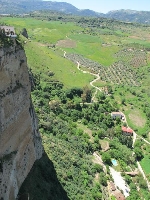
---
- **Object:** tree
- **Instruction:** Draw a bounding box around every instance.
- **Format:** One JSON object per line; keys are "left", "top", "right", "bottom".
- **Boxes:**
{"left": 139, "top": 179, "right": 147, "bottom": 189}
{"left": 121, "top": 98, "right": 126, "bottom": 105}
{"left": 107, "top": 85, "right": 113, "bottom": 94}
{"left": 81, "top": 93, "right": 86, "bottom": 104}
{"left": 102, "top": 152, "right": 112, "bottom": 165}
{"left": 134, "top": 147, "right": 143, "bottom": 160}
{"left": 124, "top": 174, "right": 132, "bottom": 184}
{"left": 97, "top": 92, "right": 106, "bottom": 103}
{"left": 82, "top": 85, "right": 92, "bottom": 103}
{"left": 99, "top": 172, "right": 107, "bottom": 186}
{"left": 97, "top": 129, "right": 105, "bottom": 139}
{"left": 114, "top": 126, "right": 122, "bottom": 138}
{"left": 93, "top": 164, "right": 103, "bottom": 173}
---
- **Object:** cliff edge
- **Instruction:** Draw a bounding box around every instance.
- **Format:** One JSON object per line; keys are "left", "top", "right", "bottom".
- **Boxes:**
{"left": 0, "top": 41, "right": 43, "bottom": 199}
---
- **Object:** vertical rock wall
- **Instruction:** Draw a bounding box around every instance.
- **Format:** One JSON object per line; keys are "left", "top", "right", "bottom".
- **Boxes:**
{"left": 0, "top": 43, "right": 43, "bottom": 200}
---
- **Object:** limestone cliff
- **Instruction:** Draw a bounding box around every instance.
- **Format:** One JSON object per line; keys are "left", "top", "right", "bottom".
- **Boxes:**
{"left": 0, "top": 42, "right": 43, "bottom": 199}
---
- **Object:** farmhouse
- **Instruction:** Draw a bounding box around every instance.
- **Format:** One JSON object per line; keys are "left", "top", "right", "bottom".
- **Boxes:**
{"left": 111, "top": 112, "right": 122, "bottom": 119}
{"left": 122, "top": 126, "right": 133, "bottom": 136}
{"left": 0, "top": 26, "right": 17, "bottom": 38}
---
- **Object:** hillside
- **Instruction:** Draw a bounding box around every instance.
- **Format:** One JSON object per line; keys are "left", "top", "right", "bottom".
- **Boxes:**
{"left": 106, "top": 9, "right": 150, "bottom": 24}
{"left": 0, "top": 0, "right": 102, "bottom": 16}
{"left": 1, "top": 15, "right": 149, "bottom": 199}
{"left": 0, "top": 26, "right": 70, "bottom": 200}
{"left": 1, "top": 1, "right": 150, "bottom": 24}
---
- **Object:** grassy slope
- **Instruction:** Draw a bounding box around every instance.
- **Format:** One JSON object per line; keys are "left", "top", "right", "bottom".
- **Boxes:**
{"left": 65, "top": 33, "right": 120, "bottom": 66}
{"left": 2, "top": 17, "right": 150, "bottom": 133}
{"left": 25, "top": 42, "right": 94, "bottom": 89}
{"left": 1, "top": 18, "right": 82, "bottom": 43}
{"left": 0, "top": 17, "right": 94, "bottom": 89}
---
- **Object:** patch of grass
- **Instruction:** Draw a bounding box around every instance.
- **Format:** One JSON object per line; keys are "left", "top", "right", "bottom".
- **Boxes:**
{"left": 140, "top": 155, "right": 150, "bottom": 175}
{"left": 64, "top": 40, "right": 120, "bottom": 66}
{"left": 76, "top": 123, "right": 93, "bottom": 141}
{"left": 69, "top": 33, "right": 102, "bottom": 43}
{"left": 100, "top": 140, "right": 109, "bottom": 151}
{"left": 123, "top": 107, "right": 148, "bottom": 135}
{"left": 25, "top": 41, "right": 94, "bottom": 89}
{"left": 0, "top": 17, "right": 82, "bottom": 44}
{"left": 128, "top": 109, "right": 146, "bottom": 128}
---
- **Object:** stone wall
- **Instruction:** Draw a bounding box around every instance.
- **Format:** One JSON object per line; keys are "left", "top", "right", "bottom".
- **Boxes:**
{"left": 0, "top": 43, "right": 43, "bottom": 200}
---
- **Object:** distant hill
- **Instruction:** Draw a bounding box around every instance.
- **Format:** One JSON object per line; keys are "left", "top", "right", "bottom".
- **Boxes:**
{"left": 0, "top": 1, "right": 150, "bottom": 24}
{"left": 0, "top": 0, "right": 103, "bottom": 17}
{"left": 106, "top": 9, "right": 150, "bottom": 24}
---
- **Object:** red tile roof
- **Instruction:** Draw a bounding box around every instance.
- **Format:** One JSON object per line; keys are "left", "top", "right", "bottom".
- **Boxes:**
{"left": 122, "top": 126, "right": 133, "bottom": 134}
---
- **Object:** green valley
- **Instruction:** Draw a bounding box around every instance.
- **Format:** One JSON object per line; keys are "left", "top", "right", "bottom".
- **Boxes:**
{"left": 1, "top": 13, "right": 150, "bottom": 199}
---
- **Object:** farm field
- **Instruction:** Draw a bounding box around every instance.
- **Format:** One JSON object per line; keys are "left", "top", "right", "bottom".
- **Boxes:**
{"left": 1, "top": 16, "right": 150, "bottom": 135}
{"left": 24, "top": 42, "right": 94, "bottom": 89}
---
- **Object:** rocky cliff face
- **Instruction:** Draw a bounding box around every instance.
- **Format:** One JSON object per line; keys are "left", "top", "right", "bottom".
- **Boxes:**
{"left": 0, "top": 42, "right": 43, "bottom": 200}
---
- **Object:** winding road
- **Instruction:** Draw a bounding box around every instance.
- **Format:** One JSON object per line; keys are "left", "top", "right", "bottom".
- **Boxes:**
{"left": 63, "top": 49, "right": 150, "bottom": 191}
{"left": 76, "top": 61, "right": 101, "bottom": 102}
{"left": 119, "top": 111, "right": 150, "bottom": 191}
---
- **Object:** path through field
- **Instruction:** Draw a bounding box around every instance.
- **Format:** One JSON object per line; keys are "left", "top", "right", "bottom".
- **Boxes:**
{"left": 137, "top": 161, "right": 150, "bottom": 191}
{"left": 63, "top": 47, "right": 150, "bottom": 192}
{"left": 76, "top": 61, "right": 102, "bottom": 101}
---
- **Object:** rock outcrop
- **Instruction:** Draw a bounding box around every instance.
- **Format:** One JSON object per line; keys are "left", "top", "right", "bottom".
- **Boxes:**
{"left": 0, "top": 41, "right": 43, "bottom": 200}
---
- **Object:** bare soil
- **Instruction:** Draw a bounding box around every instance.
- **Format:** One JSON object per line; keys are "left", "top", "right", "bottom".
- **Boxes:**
{"left": 56, "top": 39, "right": 76, "bottom": 48}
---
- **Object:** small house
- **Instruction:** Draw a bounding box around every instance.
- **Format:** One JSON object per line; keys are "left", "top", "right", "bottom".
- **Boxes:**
{"left": 0, "top": 26, "right": 17, "bottom": 38}
{"left": 111, "top": 112, "right": 122, "bottom": 119}
{"left": 122, "top": 126, "right": 133, "bottom": 136}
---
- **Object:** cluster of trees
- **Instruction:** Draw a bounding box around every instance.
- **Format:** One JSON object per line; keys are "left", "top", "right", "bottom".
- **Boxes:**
{"left": 31, "top": 76, "right": 116, "bottom": 198}
{"left": 31, "top": 69, "right": 148, "bottom": 199}
{"left": 40, "top": 116, "right": 103, "bottom": 199}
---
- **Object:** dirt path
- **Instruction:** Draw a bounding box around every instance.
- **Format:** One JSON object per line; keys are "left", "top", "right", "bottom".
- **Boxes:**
{"left": 93, "top": 152, "right": 107, "bottom": 173}
{"left": 63, "top": 49, "right": 102, "bottom": 103}
{"left": 119, "top": 111, "right": 150, "bottom": 191}
{"left": 109, "top": 167, "right": 130, "bottom": 197}
{"left": 137, "top": 161, "right": 150, "bottom": 191}
{"left": 63, "top": 48, "right": 150, "bottom": 192}
{"left": 76, "top": 61, "right": 101, "bottom": 102}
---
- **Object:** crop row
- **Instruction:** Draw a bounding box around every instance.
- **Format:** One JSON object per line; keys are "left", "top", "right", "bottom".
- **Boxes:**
{"left": 66, "top": 53, "right": 103, "bottom": 73}
{"left": 115, "top": 49, "right": 147, "bottom": 67}
{"left": 66, "top": 53, "right": 140, "bottom": 86}
{"left": 100, "top": 62, "right": 140, "bottom": 86}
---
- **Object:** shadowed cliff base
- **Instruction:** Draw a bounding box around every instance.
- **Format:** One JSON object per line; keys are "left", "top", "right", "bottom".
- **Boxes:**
{"left": 17, "top": 152, "right": 70, "bottom": 200}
